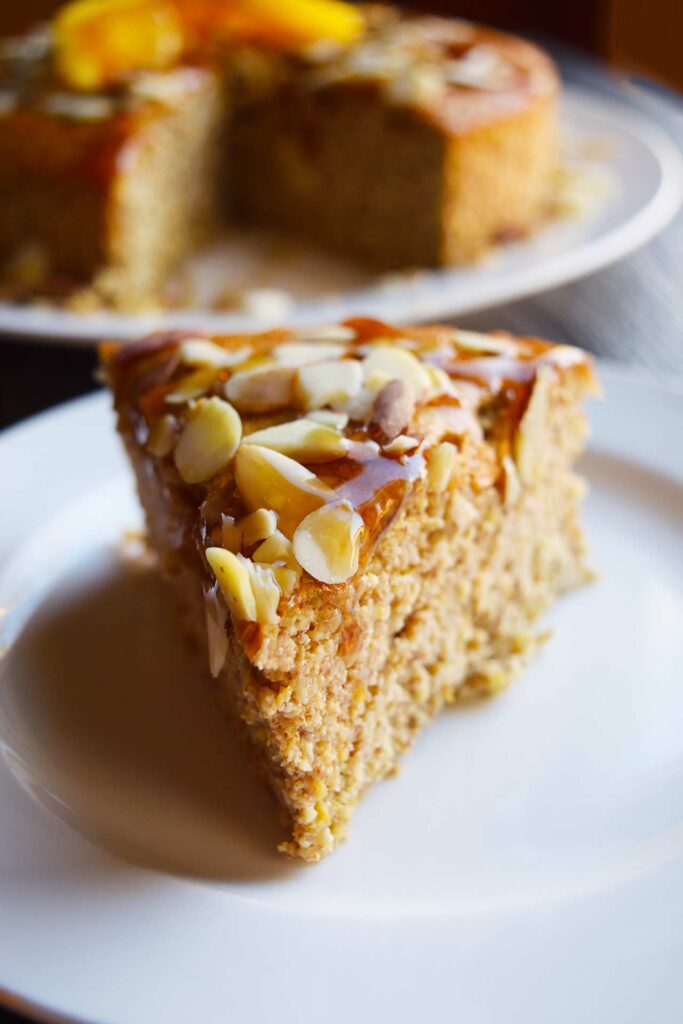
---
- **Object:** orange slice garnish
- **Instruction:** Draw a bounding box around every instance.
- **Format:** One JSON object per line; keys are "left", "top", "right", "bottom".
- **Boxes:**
{"left": 54, "top": 0, "right": 364, "bottom": 91}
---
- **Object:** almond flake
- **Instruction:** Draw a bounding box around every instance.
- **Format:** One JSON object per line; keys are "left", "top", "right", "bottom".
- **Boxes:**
{"left": 514, "top": 366, "right": 554, "bottom": 483}
{"left": 382, "top": 434, "right": 419, "bottom": 455}
{"left": 454, "top": 330, "right": 518, "bottom": 357}
{"left": 221, "top": 514, "right": 242, "bottom": 553}
{"left": 243, "top": 418, "right": 348, "bottom": 462}
{"left": 174, "top": 397, "right": 242, "bottom": 484}
{"left": 427, "top": 441, "right": 457, "bottom": 493}
{"left": 166, "top": 366, "right": 218, "bottom": 404}
{"left": 206, "top": 547, "right": 257, "bottom": 622}
{"left": 308, "top": 409, "right": 349, "bottom": 429}
{"left": 225, "top": 365, "right": 296, "bottom": 413}
{"left": 240, "top": 508, "right": 278, "bottom": 547}
{"left": 235, "top": 445, "right": 333, "bottom": 538}
{"left": 204, "top": 584, "right": 229, "bottom": 677}
{"left": 362, "top": 344, "right": 432, "bottom": 396}
{"left": 180, "top": 338, "right": 252, "bottom": 369}
{"left": 293, "top": 501, "right": 364, "bottom": 585}
{"left": 273, "top": 342, "right": 349, "bottom": 368}
{"left": 297, "top": 359, "right": 363, "bottom": 411}
{"left": 146, "top": 413, "right": 178, "bottom": 457}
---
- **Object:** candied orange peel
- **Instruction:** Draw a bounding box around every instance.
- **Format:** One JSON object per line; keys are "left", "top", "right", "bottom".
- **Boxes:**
{"left": 53, "top": 0, "right": 365, "bottom": 91}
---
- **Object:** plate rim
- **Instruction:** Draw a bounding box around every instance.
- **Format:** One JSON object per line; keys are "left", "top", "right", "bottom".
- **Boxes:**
{"left": 0, "top": 83, "right": 681, "bottom": 346}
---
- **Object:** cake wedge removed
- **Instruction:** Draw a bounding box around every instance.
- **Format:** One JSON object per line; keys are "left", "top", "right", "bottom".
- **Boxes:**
{"left": 102, "top": 319, "right": 597, "bottom": 861}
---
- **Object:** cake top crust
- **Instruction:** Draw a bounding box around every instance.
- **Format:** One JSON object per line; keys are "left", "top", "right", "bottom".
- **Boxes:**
{"left": 103, "top": 319, "right": 594, "bottom": 646}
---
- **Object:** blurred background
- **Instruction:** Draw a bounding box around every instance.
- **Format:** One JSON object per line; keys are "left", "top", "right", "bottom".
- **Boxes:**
{"left": 2, "top": 0, "right": 683, "bottom": 91}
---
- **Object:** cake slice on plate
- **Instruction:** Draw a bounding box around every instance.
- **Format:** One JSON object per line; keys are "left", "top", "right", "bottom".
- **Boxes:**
{"left": 102, "top": 319, "right": 596, "bottom": 860}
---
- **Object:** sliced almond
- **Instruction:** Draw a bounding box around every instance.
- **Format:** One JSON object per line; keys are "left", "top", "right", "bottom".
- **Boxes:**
{"left": 253, "top": 531, "right": 303, "bottom": 595}
{"left": 362, "top": 344, "right": 432, "bottom": 397}
{"left": 297, "top": 359, "right": 363, "bottom": 411}
{"left": 514, "top": 366, "right": 553, "bottom": 483}
{"left": 293, "top": 501, "right": 364, "bottom": 584}
{"left": 221, "top": 514, "right": 242, "bottom": 553}
{"left": 240, "top": 508, "right": 278, "bottom": 547}
{"left": 369, "top": 378, "right": 416, "bottom": 442}
{"left": 382, "top": 433, "right": 419, "bottom": 455}
{"left": 292, "top": 325, "right": 356, "bottom": 343}
{"left": 205, "top": 547, "right": 257, "bottom": 622}
{"left": 244, "top": 560, "right": 282, "bottom": 625}
{"left": 166, "top": 366, "right": 218, "bottom": 404}
{"left": 252, "top": 529, "right": 297, "bottom": 567}
{"left": 174, "top": 397, "right": 242, "bottom": 484}
{"left": 180, "top": 338, "right": 252, "bottom": 369}
{"left": 146, "top": 413, "right": 178, "bottom": 457}
{"left": 235, "top": 444, "right": 333, "bottom": 538}
{"left": 425, "top": 365, "right": 454, "bottom": 398}
{"left": 502, "top": 453, "right": 521, "bottom": 505}
{"left": 243, "top": 418, "right": 348, "bottom": 463}
{"left": 271, "top": 564, "right": 300, "bottom": 597}
{"left": 454, "top": 330, "right": 518, "bottom": 357}
{"left": 427, "top": 441, "right": 457, "bottom": 493}
{"left": 273, "top": 342, "right": 348, "bottom": 368}
{"left": 204, "top": 584, "right": 229, "bottom": 677}
{"left": 225, "top": 366, "right": 296, "bottom": 413}
{"left": 308, "top": 409, "right": 349, "bottom": 429}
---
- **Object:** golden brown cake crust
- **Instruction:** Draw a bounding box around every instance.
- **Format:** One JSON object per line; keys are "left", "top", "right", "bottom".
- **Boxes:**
{"left": 102, "top": 319, "right": 596, "bottom": 860}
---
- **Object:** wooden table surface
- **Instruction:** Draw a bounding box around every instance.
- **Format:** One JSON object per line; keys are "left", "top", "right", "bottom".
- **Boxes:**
{"left": 0, "top": 46, "right": 681, "bottom": 1024}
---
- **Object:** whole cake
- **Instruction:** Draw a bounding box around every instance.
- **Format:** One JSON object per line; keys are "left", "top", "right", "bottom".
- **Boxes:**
{"left": 102, "top": 318, "right": 597, "bottom": 860}
{"left": 0, "top": 0, "right": 558, "bottom": 308}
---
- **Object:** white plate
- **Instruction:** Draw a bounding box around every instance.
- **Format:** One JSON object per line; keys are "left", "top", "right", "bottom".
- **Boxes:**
{"left": 1, "top": 371, "right": 683, "bottom": 1024}
{"left": 1, "top": 86, "right": 682, "bottom": 345}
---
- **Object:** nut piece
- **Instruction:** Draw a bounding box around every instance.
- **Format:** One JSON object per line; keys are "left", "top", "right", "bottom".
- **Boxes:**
{"left": 146, "top": 413, "right": 178, "bottom": 457}
{"left": 454, "top": 329, "right": 518, "bottom": 357}
{"left": 166, "top": 367, "right": 218, "bottom": 404}
{"left": 502, "top": 454, "right": 521, "bottom": 506}
{"left": 293, "top": 501, "right": 364, "bottom": 585}
{"left": 225, "top": 365, "right": 296, "bottom": 413}
{"left": 240, "top": 508, "right": 278, "bottom": 547}
{"left": 244, "top": 560, "right": 281, "bottom": 625}
{"left": 297, "top": 359, "right": 363, "bottom": 411}
{"left": 369, "top": 378, "right": 416, "bottom": 442}
{"left": 204, "top": 584, "right": 228, "bottom": 677}
{"left": 253, "top": 530, "right": 303, "bottom": 595}
{"left": 206, "top": 547, "right": 257, "bottom": 622}
{"left": 382, "top": 433, "right": 419, "bottom": 455}
{"left": 235, "top": 444, "right": 333, "bottom": 538}
{"left": 174, "top": 397, "right": 242, "bottom": 484}
{"left": 514, "top": 366, "right": 553, "bottom": 483}
{"left": 308, "top": 409, "right": 349, "bottom": 429}
{"left": 293, "top": 325, "right": 356, "bottom": 343}
{"left": 243, "top": 418, "right": 348, "bottom": 462}
{"left": 427, "top": 441, "right": 457, "bottom": 493}
{"left": 270, "top": 564, "right": 299, "bottom": 597}
{"left": 362, "top": 344, "right": 432, "bottom": 397}
{"left": 180, "top": 338, "right": 252, "bottom": 369}
{"left": 221, "top": 514, "right": 242, "bottom": 553}
{"left": 273, "top": 342, "right": 349, "bottom": 368}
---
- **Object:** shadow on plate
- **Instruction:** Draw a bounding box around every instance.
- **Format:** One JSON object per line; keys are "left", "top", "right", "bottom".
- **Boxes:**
{"left": 0, "top": 548, "right": 294, "bottom": 883}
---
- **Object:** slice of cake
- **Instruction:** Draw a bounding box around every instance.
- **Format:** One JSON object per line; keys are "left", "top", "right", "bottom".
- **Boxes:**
{"left": 0, "top": 1, "right": 558, "bottom": 307}
{"left": 102, "top": 319, "right": 597, "bottom": 861}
